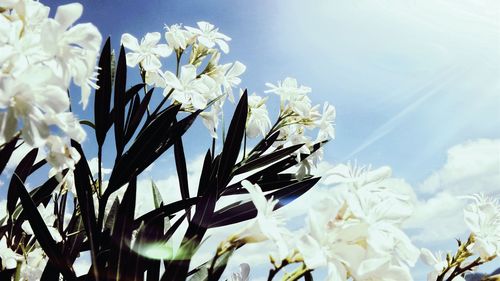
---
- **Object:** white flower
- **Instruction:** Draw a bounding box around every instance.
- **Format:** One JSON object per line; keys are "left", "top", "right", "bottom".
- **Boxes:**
{"left": 0, "top": 236, "right": 22, "bottom": 270}
{"left": 265, "top": 77, "right": 311, "bottom": 103}
{"left": 246, "top": 93, "right": 271, "bottom": 138}
{"left": 20, "top": 247, "right": 48, "bottom": 281}
{"left": 463, "top": 194, "right": 500, "bottom": 259}
{"left": 420, "top": 249, "right": 465, "bottom": 281}
{"left": 215, "top": 61, "right": 246, "bottom": 103}
{"left": 164, "top": 24, "right": 192, "bottom": 50}
{"left": 234, "top": 180, "right": 291, "bottom": 261}
{"left": 163, "top": 64, "right": 214, "bottom": 110}
{"left": 200, "top": 103, "right": 221, "bottom": 138}
{"left": 317, "top": 102, "right": 336, "bottom": 141}
{"left": 121, "top": 32, "right": 172, "bottom": 71}
{"left": 40, "top": 3, "right": 102, "bottom": 109}
{"left": 353, "top": 258, "right": 413, "bottom": 281}
{"left": 0, "top": 65, "right": 69, "bottom": 147}
{"left": 21, "top": 202, "right": 62, "bottom": 243}
{"left": 185, "top": 21, "right": 231, "bottom": 53}
{"left": 229, "top": 263, "right": 250, "bottom": 281}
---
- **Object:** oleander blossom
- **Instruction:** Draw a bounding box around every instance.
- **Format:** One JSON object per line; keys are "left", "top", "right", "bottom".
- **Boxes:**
{"left": 0, "top": 0, "right": 101, "bottom": 195}
{"left": 232, "top": 180, "right": 292, "bottom": 261}
{"left": 296, "top": 164, "right": 419, "bottom": 281}
{"left": 463, "top": 193, "right": 500, "bottom": 259}
{"left": 121, "top": 32, "right": 172, "bottom": 71}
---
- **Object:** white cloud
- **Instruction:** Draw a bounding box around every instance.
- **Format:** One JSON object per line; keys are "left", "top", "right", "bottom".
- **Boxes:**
{"left": 407, "top": 139, "right": 500, "bottom": 243}
{"left": 419, "top": 139, "right": 500, "bottom": 195}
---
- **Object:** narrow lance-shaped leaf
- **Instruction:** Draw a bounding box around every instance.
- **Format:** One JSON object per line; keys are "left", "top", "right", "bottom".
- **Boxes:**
{"left": 217, "top": 90, "right": 248, "bottom": 188}
{"left": 209, "top": 177, "right": 321, "bottom": 227}
{"left": 94, "top": 37, "right": 112, "bottom": 147}
{"left": 0, "top": 135, "right": 18, "bottom": 174}
{"left": 174, "top": 131, "right": 190, "bottom": 218}
{"left": 71, "top": 140, "right": 100, "bottom": 280}
{"left": 114, "top": 45, "right": 127, "bottom": 156}
{"left": 233, "top": 143, "right": 304, "bottom": 175}
{"left": 109, "top": 177, "right": 137, "bottom": 281}
{"left": 124, "top": 88, "right": 154, "bottom": 143}
{"left": 7, "top": 148, "right": 38, "bottom": 220}
{"left": 13, "top": 175, "right": 76, "bottom": 280}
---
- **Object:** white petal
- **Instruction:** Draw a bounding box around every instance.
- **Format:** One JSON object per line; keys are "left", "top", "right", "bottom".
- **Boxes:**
{"left": 143, "top": 32, "right": 161, "bottom": 47}
{"left": 152, "top": 44, "right": 172, "bottom": 57}
{"left": 54, "top": 3, "right": 83, "bottom": 30}
{"left": 121, "top": 33, "right": 140, "bottom": 51}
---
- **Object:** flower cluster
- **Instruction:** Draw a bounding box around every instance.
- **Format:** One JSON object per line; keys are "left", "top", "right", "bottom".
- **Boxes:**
{"left": 121, "top": 21, "right": 244, "bottom": 139}
{"left": 296, "top": 164, "right": 419, "bottom": 280}
{"left": 265, "top": 77, "right": 335, "bottom": 179}
{"left": 226, "top": 164, "right": 419, "bottom": 280}
{"left": 0, "top": 0, "right": 102, "bottom": 183}
{"left": 421, "top": 193, "right": 500, "bottom": 281}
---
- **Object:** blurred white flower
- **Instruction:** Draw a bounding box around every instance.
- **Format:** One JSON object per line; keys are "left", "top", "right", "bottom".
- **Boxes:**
{"left": 420, "top": 249, "right": 465, "bottom": 281}
{"left": 265, "top": 77, "right": 311, "bottom": 103}
{"left": 185, "top": 21, "right": 231, "bottom": 53}
{"left": 317, "top": 102, "right": 336, "bottom": 141}
{"left": 40, "top": 3, "right": 102, "bottom": 109}
{"left": 234, "top": 180, "right": 291, "bottom": 261}
{"left": 200, "top": 103, "right": 221, "bottom": 138}
{"left": 353, "top": 258, "right": 413, "bottom": 281}
{"left": 296, "top": 164, "right": 418, "bottom": 281}
{"left": 0, "top": 236, "right": 22, "bottom": 270}
{"left": 246, "top": 93, "right": 271, "bottom": 138}
{"left": 229, "top": 263, "right": 250, "bottom": 281}
{"left": 215, "top": 61, "right": 246, "bottom": 103}
{"left": 164, "top": 24, "right": 192, "bottom": 50}
{"left": 21, "top": 202, "right": 62, "bottom": 243}
{"left": 121, "top": 32, "right": 172, "bottom": 71}
{"left": 463, "top": 193, "right": 500, "bottom": 259}
{"left": 20, "top": 247, "right": 48, "bottom": 281}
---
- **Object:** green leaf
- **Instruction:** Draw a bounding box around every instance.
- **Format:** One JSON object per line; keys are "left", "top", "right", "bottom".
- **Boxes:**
{"left": 151, "top": 180, "right": 163, "bottom": 209}
{"left": 71, "top": 140, "right": 100, "bottom": 280}
{"left": 79, "top": 119, "right": 95, "bottom": 130}
{"left": 105, "top": 104, "right": 180, "bottom": 198}
{"left": 0, "top": 135, "right": 18, "bottom": 174}
{"left": 13, "top": 175, "right": 76, "bottom": 280}
{"left": 109, "top": 177, "right": 137, "bottom": 281}
{"left": 114, "top": 45, "right": 127, "bottom": 156}
{"left": 209, "top": 177, "right": 321, "bottom": 227}
{"left": 217, "top": 90, "right": 248, "bottom": 188}
{"left": 233, "top": 143, "right": 304, "bottom": 175}
{"left": 94, "top": 37, "right": 112, "bottom": 147}
{"left": 7, "top": 148, "right": 38, "bottom": 220}
{"left": 174, "top": 133, "right": 190, "bottom": 217}
{"left": 134, "top": 197, "right": 199, "bottom": 228}
{"left": 124, "top": 88, "right": 154, "bottom": 143}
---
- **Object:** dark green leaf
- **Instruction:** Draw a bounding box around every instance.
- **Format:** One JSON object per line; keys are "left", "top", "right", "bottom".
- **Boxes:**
{"left": 13, "top": 175, "right": 76, "bottom": 280}
{"left": 134, "top": 197, "right": 199, "bottom": 228}
{"left": 217, "top": 90, "right": 248, "bottom": 188}
{"left": 7, "top": 148, "right": 38, "bottom": 219}
{"left": 79, "top": 119, "right": 95, "bottom": 130}
{"left": 174, "top": 133, "right": 190, "bottom": 217}
{"left": 151, "top": 180, "right": 163, "bottom": 209}
{"left": 114, "top": 45, "right": 127, "bottom": 156}
{"left": 109, "top": 177, "right": 137, "bottom": 281}
{"left": 0, "top": 135, "right": 18, "bottom": 174}
{"left": 124, "top": 88, "right": 154, "bottom": 143}
{"left": 94, "top": 37, "right": 112, "bottom": 147}
{"left": 71, "top": 140, "right": 100, "bottom": 280}
{"left": 209, "top": 177, "right": 321, "bottom": 227}
{"left": 233, "top": 143, "right": 304, "bottom": 175}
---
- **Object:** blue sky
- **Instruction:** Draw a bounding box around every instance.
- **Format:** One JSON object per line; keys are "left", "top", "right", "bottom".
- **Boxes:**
{"left": 2, "top": 0, "right": 500, "bottom": 279}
